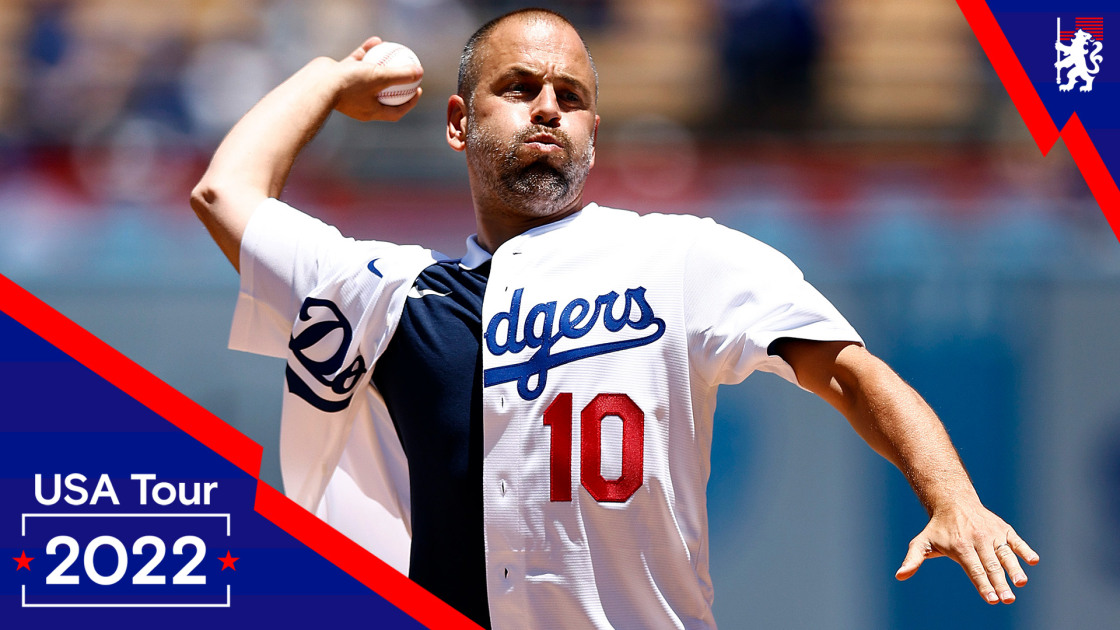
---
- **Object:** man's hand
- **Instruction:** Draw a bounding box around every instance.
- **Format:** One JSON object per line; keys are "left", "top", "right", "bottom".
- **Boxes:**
{"left": 333, "top": 37, "right": 424, "bottom": 122}
{"left": 896, "top": 501, "right": 1039, "bottom": 604}
{"left": 772, "top": 339, "right": 1039, "bottom": 604}
{"left": 191, "top": 36, "right": 423, "bottom": 271}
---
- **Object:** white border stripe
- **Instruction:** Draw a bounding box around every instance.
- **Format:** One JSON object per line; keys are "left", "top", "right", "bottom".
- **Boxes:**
{"left": 22, "top": 584, "right": 231, "bottom": 608}
{"left": 22, "top": 513, "right": 231, "bottom": 536}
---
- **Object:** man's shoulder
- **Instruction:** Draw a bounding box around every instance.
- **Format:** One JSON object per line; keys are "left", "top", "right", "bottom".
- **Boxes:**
{"left": 585, "top": 203, "right": 705, "bottom": 224}
{"left": 252, "top": 197, "right": 446, "bottom": 271}
{"left": 581, "top": 202, "right": 795, "bottom": 267}
{"left": 581, "top": 203, "right": 713, "bottom": 236}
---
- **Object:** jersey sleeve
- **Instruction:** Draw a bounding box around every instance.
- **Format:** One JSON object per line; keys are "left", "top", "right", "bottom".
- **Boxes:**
{"left": 228, "top": 198, "right": 404, "bottom": 358}
{"left": 225, "top": 197, "right": 435, "bottom": 522}
{"left": 684, "top": 218, "right": 862, "bottom": 388}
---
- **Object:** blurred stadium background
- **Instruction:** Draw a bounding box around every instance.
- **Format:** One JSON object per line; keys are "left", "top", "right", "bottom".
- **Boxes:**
{"left": 2, "top": 0, "right": 1118, "bottom": 627}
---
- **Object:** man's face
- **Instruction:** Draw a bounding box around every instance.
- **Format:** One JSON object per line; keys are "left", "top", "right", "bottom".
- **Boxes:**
{"left": 463, "top": 18, "right": 599, "bottom": 218}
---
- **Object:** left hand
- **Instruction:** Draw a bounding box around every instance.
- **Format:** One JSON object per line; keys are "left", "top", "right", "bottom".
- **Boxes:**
{"left": 895, "top": 501, "right": 1039, "bottom": 604}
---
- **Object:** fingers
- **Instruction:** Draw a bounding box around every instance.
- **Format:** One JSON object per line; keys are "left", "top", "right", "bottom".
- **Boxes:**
{"left": 1008, "top": 530, "right": 1040, "bottom": 566}
{"left": 373, "top": 63, "right": 424, "bottom": 88}
{"left": 956, "top": 547, "right": 999, "bottom": 604}
{"left": 895, "top": 538, "right": 932, "bottom": 581}
{"left": 962, "top": 531, "right": 1042, "bottom": 604}
{"left": 379, "top": 88, "right": 422, "bottom": 121}
{"left": 334, "top": 57, "right": 423, "bottom": 122}
{"left": 901, "top": 519, "right": 1038, "bottom": 605}
{"left": 346, "top": 58, "right": 422, "bottom": 93}
{"left": 976, "top": 545, "right": 1015, "bottom": 604}
{"left": 347, "top": 37, "right": 383, "bottom": 61}
{"left": 902, "top": 539, "right": 1014, "bottom": 605}
{"left": 1000, "top": 529, "right": 1039, "bottom": 590}
{"left": 995, "top": 542, "right": 1027, "bottom": 588}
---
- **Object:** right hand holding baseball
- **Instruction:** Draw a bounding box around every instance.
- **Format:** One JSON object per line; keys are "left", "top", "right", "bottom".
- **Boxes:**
{"left": 332, "top": 37, "right": 424, "bottom": 122}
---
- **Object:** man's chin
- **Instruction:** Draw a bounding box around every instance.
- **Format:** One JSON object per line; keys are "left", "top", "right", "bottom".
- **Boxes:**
{"left": 521, "top": 167, "right": 571, "bottom": 194}
{"left": 498, "top": 167, "right": 579, "bottom": 212}
{"left": 519, "top": 160, "right": 565, "bottom": 178}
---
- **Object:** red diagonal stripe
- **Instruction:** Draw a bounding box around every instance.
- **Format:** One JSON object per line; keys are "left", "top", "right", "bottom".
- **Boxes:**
{"left": 254, "top": 481, "right": 480, "bottom": 629}
{"left": 0, "top": 274, "right": 263, "bottom": 477}
{"left": 0, "top": 275, "right": 472, "bottom": 628}
{"left": 959, "top": 1, "right": 1120, "bottom": 240}
{"left": 1061, "top": 114, "right": 1120, "bottom": 237}
{"left": 956, "top": 0, "right": 1058, "bottom": 153}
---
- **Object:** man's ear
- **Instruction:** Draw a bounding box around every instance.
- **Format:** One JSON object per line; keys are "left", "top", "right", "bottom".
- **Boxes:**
{"left": 447, "top": 95, "right": 467, "bottom": 152}
{"left": 589, "top": 114, "right": 600, "bottom": 168}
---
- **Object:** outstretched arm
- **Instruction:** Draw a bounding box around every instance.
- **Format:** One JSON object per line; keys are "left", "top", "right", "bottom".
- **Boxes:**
{"left": 190, "top": 37, "right": 423, "bottom": 272}
{"left": 771, "top": 338, "right": 1040, "bottom": 605}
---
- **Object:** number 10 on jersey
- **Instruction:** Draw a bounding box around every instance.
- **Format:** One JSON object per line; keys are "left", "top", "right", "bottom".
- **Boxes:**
{"left": 543, "top": 393, "right": 644, "bottom": 503}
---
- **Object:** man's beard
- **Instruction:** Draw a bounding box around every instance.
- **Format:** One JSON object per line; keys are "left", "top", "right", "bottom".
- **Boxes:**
{"left": 466, "top": 112, "right": 594, "bottom": 217}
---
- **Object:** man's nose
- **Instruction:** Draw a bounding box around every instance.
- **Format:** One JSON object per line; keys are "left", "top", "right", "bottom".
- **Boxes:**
{"left": 530, "top": 85, "right": 561, "bottom": 127}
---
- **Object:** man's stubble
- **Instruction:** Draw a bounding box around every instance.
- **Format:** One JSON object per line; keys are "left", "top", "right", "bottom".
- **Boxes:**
{"left": 465, "top": 101, "right": 595, "bottom": 219}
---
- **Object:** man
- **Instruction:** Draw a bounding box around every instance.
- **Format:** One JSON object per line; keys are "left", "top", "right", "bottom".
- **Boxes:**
{"left": 191, "top": 9, "right": 1038, "bottom": 629}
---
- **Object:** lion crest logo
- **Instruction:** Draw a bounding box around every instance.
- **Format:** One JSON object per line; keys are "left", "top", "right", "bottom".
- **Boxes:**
{"left": 1055, "top": 28, "right": 1103, "bottom": 92}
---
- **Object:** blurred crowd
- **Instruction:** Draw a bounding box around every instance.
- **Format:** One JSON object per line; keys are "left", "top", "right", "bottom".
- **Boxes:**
{"left": 0, "top": 0, "right": 1107, "bottom": 281}
{"left": 0, "top": 0, "right": 1000, "bottom": 146}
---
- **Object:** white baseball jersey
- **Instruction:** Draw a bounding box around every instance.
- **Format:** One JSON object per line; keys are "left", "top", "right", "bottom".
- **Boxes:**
{"left": 230, "top": 198, "right": 862, "bottom": 629}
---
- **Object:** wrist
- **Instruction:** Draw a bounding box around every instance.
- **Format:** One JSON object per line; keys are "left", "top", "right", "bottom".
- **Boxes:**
{"left": 290, "top": 56, "right": 346, "bottom": 109}
{"left": 923, "top": 486, "right": 983, "bottom": 518}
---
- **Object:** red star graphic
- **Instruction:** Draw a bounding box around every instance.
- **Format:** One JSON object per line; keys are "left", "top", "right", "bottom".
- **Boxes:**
{"left": 13, "top": 551, "right": 34, "bottom": 571}
{"left": 218, "top": 551, "right": 239, "bottom": 571}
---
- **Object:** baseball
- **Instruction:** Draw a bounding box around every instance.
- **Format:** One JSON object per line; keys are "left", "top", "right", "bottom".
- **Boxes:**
{"left": 363, "top": 41, "right": 423, "bottom": 106}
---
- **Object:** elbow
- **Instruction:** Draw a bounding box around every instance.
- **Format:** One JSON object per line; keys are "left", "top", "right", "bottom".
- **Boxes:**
{"left": 189, "top": 180, "right": 218, "bottom": 220}
{"left": 190, "top": 175, "right": 267, "bottom": 222}
{"left": 188, "top": 177, "right": 252, "bottom": 273}
{"left": 190, "top": 177, "right": 256, "bottom": 223}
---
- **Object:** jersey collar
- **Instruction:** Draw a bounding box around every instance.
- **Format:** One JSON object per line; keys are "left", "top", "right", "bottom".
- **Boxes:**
{"left": 460, "top": 202, "right": 598, "bottom": 269}
{"left": 459, "top": 235, "right": 492, "bottom": 270}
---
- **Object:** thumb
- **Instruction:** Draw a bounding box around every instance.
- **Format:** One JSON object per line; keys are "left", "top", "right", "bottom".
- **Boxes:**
{"left": 355, "top": 61, "right": 423, "bottom": 90}
{"left": 895, "top": 538, "right": 930, "bottom": 581}
{"left": 346, "top": 37, "right": 383, "bottom": 61}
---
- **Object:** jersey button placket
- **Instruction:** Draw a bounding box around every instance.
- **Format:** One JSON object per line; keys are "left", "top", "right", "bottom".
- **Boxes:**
{"left": 483, "top": 245, "right": 528, "bottom": 615}
{"left": 493, "top": 246, "right": 519, "bottom": 515}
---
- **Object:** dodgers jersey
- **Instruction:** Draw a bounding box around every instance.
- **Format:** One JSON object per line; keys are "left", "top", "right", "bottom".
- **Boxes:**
{"left": 230, "top": 199, "right": 862, "bottom": 629}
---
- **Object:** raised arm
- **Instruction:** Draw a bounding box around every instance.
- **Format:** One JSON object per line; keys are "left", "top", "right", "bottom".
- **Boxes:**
{"left": 189, "top": 37, "right": 423, "bottom": 271}
{"left": 771, "top": 338, "right": 1039, "bottom": 605}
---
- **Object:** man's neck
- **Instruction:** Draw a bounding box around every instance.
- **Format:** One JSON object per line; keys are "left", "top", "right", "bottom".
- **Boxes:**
{"left": 473, "top": 195, "right": 586, "bottom": 253}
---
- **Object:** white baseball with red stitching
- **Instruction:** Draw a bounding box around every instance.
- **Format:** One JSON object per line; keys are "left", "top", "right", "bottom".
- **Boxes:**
{"left": 363, "top": 42, "right": 422, "bottom": 106}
